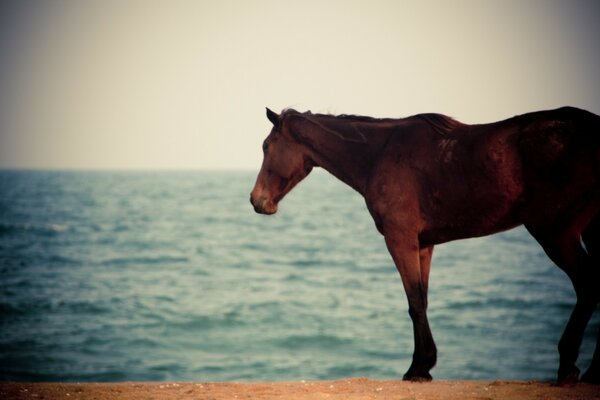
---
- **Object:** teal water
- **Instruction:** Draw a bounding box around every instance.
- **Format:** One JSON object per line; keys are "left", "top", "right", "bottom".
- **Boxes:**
{"left": 0, "top": 170, "right": 598, "bottom": 382}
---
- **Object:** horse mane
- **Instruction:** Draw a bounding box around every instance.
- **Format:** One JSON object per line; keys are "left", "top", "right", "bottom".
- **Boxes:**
{"left": 281, "top": 109, "right": 371, "bottom": 144}
{"left": 281, "top": 108, "right": 391, "bottom": 122}
{"left": 329, "top": 114, "right": 390, "bottom": 123}
{"left": 416, "top": 113, "right": 463, "bottom": 136}
{"left": 280, "top": 109, "right": 463, "bottom": 141}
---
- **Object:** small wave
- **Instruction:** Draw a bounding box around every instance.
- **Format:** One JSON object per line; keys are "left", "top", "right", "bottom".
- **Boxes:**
{"left": 276, "top": 334, "right": 353, "bottom": 350}
{"left": 290, "top": 259, "right": 321, "bottom": 268}
{"left": 324, "top": 363, "right": 387, "bottom": 379}
{"left": 66, "top": 300, "right": 110, "bottom": 315}
{"left": 359, "top": 348, "right": 404, "bottom": 360}
{"left": 0, "top": 299, "right": 59, "bottom": 316}
{"left": 47, "top": 224, "right": 68, "bottom": 232}
{"left": 47, "top": 254, "right": 80, "bottom": 266}
{"left": 0, "top": 301, "right": 22, "bottom": 316}
{"left": 442, "top": 295, "right": 570, "bottom": 312}
{"left": 283, "top": 273, "right": 306, "bottom": 282}
{"left": 0, "top": 222, "right": 68, "bottom": 236}
{"left": 101, "top": 256, "right": 189, "bottom": 267}
{"left": 169, "top": 313, "right": 245, "bottom": 331}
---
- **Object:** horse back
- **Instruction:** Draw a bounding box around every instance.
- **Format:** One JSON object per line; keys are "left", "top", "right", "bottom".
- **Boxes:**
{"left": 367, "top": 107, "right": 600, "bottom": 245}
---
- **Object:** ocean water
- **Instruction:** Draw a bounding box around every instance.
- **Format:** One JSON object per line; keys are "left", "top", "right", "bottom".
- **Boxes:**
{"left": 0, "top": 170, "right": 598, "bottom": 382}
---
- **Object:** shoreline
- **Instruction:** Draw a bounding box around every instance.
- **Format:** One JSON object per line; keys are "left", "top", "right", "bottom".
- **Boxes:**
{"left": 1, "top": 379, "right": 599, "bottom": 400}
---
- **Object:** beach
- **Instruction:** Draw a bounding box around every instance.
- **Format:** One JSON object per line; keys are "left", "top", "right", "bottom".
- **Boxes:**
{"left": 1, "top": 379, "right": 599, "bottom": 400}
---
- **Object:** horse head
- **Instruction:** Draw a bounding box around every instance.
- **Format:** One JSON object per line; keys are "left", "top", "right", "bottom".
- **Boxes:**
{"left": 250, "top": 108, "right": 314, "bottom": 215}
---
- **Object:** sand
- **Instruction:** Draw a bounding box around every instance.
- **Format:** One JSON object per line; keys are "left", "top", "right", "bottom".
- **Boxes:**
{"left": 1, "top": 379, "right": 599, "bottom": 400}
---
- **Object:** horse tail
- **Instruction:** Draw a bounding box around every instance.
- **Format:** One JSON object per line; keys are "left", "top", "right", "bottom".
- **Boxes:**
{"left": 595, "top": 146, "right": 600, "bottom": 188}
{"left": 572, "top": 107, "right": 600, "bottom": 187}
{"left": 591, "top": 112, "right": 600, "bottom": 187}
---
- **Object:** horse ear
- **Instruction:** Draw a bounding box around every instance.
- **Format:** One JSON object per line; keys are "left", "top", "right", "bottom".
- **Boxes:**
{"left": 266, "top": 108, "right": 279, "bottom": 126}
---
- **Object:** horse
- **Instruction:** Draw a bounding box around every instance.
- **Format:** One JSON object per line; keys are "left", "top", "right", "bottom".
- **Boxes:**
{"left": 250, "top": 106, "right": 600, "bottom": 385}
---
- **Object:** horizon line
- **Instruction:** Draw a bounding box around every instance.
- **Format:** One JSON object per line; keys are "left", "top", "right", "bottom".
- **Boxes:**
{"left": 0, "top": 166, "right": 261, "bottom": 172}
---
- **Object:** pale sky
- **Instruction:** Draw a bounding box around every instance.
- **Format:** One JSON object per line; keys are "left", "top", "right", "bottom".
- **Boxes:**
{"left": 0, "top": 0, "right": 598, "bottom": 170}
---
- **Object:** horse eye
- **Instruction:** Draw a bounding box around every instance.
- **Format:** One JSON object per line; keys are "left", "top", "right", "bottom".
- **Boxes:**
{"left": 262, "top": 142, "right": 269, "bottom": 152}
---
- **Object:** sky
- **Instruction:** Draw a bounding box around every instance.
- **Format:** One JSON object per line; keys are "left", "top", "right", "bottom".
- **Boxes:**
{"left": 0, "top": 0, "right": 598, "bottom": 170}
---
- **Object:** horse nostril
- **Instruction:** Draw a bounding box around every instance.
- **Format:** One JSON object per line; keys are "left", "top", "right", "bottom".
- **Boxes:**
{"left": 250, "top": 194, "right": 264, "bottom": 213}
{"left": 250, "top": 194, "right": 263, "bottom": 207}
{"left": 250, "top": 194, "right": 275, "bottom": 214}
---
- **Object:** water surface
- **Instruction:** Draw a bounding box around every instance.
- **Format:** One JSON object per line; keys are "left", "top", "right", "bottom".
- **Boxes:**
{"left": 0, "top": 170, "right": 598, "bottom": 381}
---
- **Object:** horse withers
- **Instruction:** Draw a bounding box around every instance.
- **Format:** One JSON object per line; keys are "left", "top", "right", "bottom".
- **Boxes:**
{"left": 250, "top": 106, "right": 600, "bottom": 385}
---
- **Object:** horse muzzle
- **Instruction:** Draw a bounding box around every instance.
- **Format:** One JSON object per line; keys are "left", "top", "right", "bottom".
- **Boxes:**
{"left": 250, "top": 194, "right": 277, "bottom": 215}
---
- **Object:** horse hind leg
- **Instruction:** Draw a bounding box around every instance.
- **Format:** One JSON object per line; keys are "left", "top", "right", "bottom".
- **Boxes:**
{"left": 580, "top": 215, "right": 600, "bottom": 384}
{"left": 526, "top": 224, "right": 598, "bottom": 385}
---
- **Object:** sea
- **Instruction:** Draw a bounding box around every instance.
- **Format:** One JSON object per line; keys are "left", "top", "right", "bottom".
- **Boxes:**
{"left": 0, "top": 170, "right": 598, "bottom": 382}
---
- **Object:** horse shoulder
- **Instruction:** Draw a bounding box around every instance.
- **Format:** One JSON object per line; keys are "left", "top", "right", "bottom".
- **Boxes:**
{"left": 364, "top": 142, "right": 428, "bottom": 237}
{"left": 363, "top": 122, "right": 463, "bottom": 235}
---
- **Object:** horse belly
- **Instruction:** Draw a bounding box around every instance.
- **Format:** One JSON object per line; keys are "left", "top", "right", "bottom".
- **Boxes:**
{"left": 419, "top": 196, "right": 524, "bottom": 246}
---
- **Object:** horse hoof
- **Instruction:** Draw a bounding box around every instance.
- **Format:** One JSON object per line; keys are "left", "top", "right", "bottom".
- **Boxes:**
{"left": 557, "top": 367, "right": 580, "bottom": 387}
{"left": 403, "top": 372, "right": 433, "bottom": 382}
{"left": 581, "top": 368, "right": 600, "bottom": 384}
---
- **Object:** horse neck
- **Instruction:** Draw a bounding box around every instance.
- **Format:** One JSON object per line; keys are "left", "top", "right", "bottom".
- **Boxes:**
{"left": 296, "top": 118, "right": 374, "bottom": 195}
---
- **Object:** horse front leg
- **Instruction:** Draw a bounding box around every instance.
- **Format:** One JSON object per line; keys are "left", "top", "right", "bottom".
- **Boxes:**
{"left": 384, "top": 231, "right": 436, "bottom": 381}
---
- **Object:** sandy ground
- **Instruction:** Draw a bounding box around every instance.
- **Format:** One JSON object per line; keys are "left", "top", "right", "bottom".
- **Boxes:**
{"left": 1, "top": 379, "right": 599, "bottom": 400}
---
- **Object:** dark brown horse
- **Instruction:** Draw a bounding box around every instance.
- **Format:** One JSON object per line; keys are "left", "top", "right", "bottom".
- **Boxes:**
{"left": 250, "top": 106, "right": 600, "bottom": 385}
